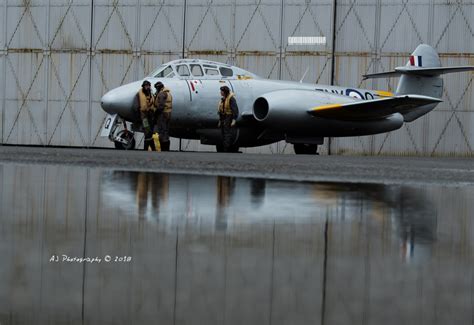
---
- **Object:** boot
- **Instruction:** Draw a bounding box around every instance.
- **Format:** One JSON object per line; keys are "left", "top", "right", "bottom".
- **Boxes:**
{"left": 161, "top": 141, "right": 170, "bottom": 151}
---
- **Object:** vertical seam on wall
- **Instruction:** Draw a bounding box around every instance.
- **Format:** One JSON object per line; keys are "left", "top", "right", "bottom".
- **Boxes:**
{"left": 330, "top": 0, "right": 337, "bottom": 86}
{"left": 329, "top": 0, "right": 338, "bottom": 155}
{"left": 44, "top": 0, "right": 51, "bottom": 146}
{"left": 424, "top": 0, "right": 435, "bottom": 153}
{"left": 278, "top": 0, "right": 284, "bottom": 81}
{"left": 371, "top": 0, "right": 382, "bottom": 154}
{"left": 2, "top": 0, "right": 7, "bottom": 144}
{"left": 277, "top": 0, "right": 284, "bottom": 153}
{"left": 182, "top": 0, "right": 187, "bottom": 59}
{"left": 180, "top": 0, "right": 187, "bottom": 151}
{"left": 231, "top": 0, "right": 236, "bottom": 65}
{"left": 87, "top": 0, "right": 94, "bottom": 147}
{"left": 135, "top": 0, "right": 141, "bottom": 80}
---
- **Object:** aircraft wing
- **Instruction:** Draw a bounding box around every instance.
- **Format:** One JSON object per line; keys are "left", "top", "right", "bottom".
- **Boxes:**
{"left": 308, "top": 95, "right": 442, "bottom": 120}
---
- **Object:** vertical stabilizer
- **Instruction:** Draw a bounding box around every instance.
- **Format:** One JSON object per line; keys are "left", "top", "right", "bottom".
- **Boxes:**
{"left": 396, "top": 44, "right": 443, "bottom": 99}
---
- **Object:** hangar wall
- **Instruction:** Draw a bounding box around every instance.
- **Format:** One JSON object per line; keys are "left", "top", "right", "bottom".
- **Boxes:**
{"left": 1, "top": 0, "right": 473, "bottom": 156}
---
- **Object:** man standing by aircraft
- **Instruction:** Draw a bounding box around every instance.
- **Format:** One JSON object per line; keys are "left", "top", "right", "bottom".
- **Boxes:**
{"left": 138, "top": 80, "right": 156, "bottom": 151}
{"left": 154, "top": 81, "right": 173, "bottom": 151}
{"left": 218, "top": 86, "right": 239, "bottom": 152}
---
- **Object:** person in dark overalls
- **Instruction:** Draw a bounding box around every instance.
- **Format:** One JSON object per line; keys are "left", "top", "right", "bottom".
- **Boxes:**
{"left": 137, "top": 80, "right": 156, "bottom": 151}
{"left": 217, "top": 86, "right": 239, "bottom": 152}
{"left": 154, "top": 81, "right": 173, "bottom": 151}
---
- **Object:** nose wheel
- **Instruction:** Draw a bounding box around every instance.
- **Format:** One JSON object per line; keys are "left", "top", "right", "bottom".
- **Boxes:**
{"left": 114, "top": 130, "right": 136, "bottom": 150}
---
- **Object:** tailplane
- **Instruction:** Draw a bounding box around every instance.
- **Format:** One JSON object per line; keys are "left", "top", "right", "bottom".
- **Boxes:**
{"left": 363, "top": 44, "right": 474, "bottom": 121}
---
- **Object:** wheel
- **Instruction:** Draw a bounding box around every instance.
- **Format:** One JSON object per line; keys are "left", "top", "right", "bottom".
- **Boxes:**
{"left": 216, "top": 144, "right": 225, "bottom": 152}
{"left": 215, "top": 144, "right": 239, "bottom": 153}
{"left": 293, "top": 143, "right": 318, "bottom": 155}
{"left": 114, "top": 130, "right": 136, "bottom": 150}
{"left": 229, "top": 144, "right": 240, "bottom": 153}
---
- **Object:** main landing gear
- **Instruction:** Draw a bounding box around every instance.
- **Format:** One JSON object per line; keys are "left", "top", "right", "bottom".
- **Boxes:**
{"left": 215, "top": 144, "right": 240, "bottom": 153}
{"left": 293, "top": 143, "right": 319, "bottom": 155}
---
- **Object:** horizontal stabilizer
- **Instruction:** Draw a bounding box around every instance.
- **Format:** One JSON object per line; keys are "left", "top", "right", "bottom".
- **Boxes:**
{"left": 308, "top": 95, "right": 442, "bottom": 120}
{"left": 363, "top": 66, "right": 474, "bottom": 80}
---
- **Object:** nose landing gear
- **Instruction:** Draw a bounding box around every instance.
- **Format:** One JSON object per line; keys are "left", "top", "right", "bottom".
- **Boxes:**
{"left": 114, "top": 129, "right": 136, "bottom": 150}
{"left": 101, "top": 114, "right": 136, "bottom": 150}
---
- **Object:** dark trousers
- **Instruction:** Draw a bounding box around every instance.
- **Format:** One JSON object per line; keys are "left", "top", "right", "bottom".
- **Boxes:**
{"left": 143, "top": 130, "right": 156, "bottom": 151}
{"left": 142, "top": 113, "right": 156, "bottom": 151}
{"left": 157, "top": 112, "right": 171, "bottom": 151}
{"left": 220, "top": 115, "right": 234, "bottom": 152}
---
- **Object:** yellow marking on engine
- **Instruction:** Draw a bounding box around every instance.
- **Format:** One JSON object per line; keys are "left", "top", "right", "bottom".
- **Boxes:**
{"left": 237, "top": 75, "right": 253, "bottom": 80}
{"left": 375, "top": 90, "right": 394, "bottom": 97}
{"left": 310, "top": 103, "right": 343, "bottom": 111}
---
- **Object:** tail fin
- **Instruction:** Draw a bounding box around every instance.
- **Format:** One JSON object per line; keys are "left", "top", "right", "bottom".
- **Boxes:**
{"left": 363, "top": 44, "right": 474, "bottom": 121}
{"left": 396, "top": 44, "right": 443, "bottom": 99}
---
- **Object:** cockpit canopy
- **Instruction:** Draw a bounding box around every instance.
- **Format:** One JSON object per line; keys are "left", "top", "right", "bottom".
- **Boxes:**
{"left": 148, "top": 59, "right": 259, "bottom": 80}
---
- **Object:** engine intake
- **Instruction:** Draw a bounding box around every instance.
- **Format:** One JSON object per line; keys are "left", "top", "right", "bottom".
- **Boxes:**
{"left": 253, "top": 97, "right": 270, "bottom": 121}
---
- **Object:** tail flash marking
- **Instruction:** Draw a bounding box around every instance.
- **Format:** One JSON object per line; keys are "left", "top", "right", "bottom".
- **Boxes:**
{"left": 409, "top": 55, "right": 422, "bottom": 67}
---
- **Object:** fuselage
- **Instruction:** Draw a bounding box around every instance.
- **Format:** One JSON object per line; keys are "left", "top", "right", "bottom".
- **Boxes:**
{"left": 100, "top": 59, "right": 405, "bottom": 148}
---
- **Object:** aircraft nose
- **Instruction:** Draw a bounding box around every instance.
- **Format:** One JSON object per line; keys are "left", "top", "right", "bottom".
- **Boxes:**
{"left": 100, "top": 81, "right": 141, "bottom": 120}
{"left": 100, "top": 91, "right": 115, "bottom": 114}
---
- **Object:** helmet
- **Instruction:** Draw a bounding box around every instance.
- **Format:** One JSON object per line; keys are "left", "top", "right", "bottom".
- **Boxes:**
{"left": 220, "top": 85, "right": 230, "bottom": 95}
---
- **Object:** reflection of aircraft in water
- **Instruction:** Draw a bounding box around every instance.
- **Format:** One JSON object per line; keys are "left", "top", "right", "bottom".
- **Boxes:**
{"left": 100, "top": 44, "right": 473, "bottom": 154}
{"left": 311, "top": 182, "right": 436, "bottom": 260}
{"left": 101, "top": 172, "right": 436, "bottom": 254}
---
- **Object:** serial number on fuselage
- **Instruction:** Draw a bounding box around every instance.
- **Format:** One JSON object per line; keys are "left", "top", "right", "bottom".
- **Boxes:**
{"left": 315, "top": 87, "right": 381, "bottom": 100}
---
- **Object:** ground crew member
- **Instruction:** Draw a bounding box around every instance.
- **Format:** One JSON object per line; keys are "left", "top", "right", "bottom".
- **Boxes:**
{"left": 154, "top": 81, "right": 173, "bottom": 151}
{"left": 138, "top": 80, "right": 156, "bottom": 151}
{"left": 217, "top": 86, "right": 239, "bottom": 152}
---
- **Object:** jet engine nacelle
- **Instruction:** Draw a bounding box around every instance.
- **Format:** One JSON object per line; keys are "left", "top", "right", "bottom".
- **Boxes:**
{"left": 252, "top": 89, "right": 354, "bottom": 130}
{"left": 252, "top": 89, "right": 404, "bottom": 136}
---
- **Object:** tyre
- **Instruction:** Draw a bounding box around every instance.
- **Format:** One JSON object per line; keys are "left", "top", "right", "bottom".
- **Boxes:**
{"left": 114, "top": 130, "right": 136, "bottom": 150}
{"left": 215, "top": 144, "right": 239, "bottom": 153}
{"left": 216, "top": 144, "right": 225, "bottom": 152}
{"left": 293, "top": 143, "right": 318, "bottom": 155}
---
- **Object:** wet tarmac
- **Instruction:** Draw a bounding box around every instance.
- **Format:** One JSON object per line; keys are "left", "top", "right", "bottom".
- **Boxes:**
{"left": 0, "top": 163, "right": 473, "bottom": 325}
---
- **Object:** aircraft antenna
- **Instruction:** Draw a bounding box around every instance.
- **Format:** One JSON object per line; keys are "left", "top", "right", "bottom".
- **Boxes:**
{"left": 299, "top": 66, "right": 310, "bottom": 83}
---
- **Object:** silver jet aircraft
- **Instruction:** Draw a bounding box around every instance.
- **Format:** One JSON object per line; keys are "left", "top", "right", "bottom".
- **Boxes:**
{"left": 100, "top": 44, "right": 474, "bottom": 154}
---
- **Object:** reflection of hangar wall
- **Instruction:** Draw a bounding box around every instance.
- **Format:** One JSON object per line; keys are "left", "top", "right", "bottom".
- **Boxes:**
{"left": 2, "top": 165, "right": 474, "bottom": 323}
{"left": 1, "top": 1, "right": 473, "bottom": 156}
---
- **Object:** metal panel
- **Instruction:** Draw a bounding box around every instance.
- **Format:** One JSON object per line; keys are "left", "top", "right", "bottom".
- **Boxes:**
{"left": 1, "top": 53, "right": 4, "bottom": 144}
{"left": 6, "top": 0, "right": 48, "bottom": 50}
{"left": 335, "top": 0, "right": 378, "bottom": 53}
{"left": 47, "top": 52, "right": 91, "bottom": 146}
{"left": 378, "top": 0, "right": 430, "bottom": 53}
{"left": 185, "top": 0, "right": 234, "bottom": 53}
{"left": 92, "top": 0, "right": 136, "bottom": 51}
{"left": 48, "top": 0, "right": 91, "bottom": 50}
{"left": 4, "top": 1, "right": 48, "bottom": 145}
{"left": 1, "top": 0, "right": 474, "bottom": 156}
{"left": 281, "top": 0, "right": 332, "bottom": 83}
{"left": 4, "top": 53, "right": 47, "bottom": 145}
{"left": 433, "top": 1, "right": 474, "bottom": 54}
{"left": 1, "top": 1, "right": 5, "bottom": 143}
{"left": 90, "top": 0, "right": 137, "bottom": 148}
{"left": 427, "top": 110, "right": 474, "bottom": 157}
{"left": 139, "top": 0, "right": 184, "bottom": 54}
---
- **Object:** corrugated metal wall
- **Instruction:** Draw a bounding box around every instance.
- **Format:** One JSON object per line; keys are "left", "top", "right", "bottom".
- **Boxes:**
{"left": 1, "top": 0, "right": 473, "bottom": 156}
